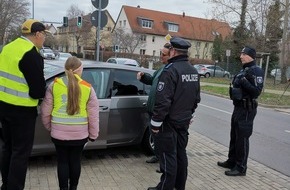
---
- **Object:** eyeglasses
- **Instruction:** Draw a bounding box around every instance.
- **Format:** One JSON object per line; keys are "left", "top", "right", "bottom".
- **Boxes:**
{"left": 39, "top": 31, "right": 47, "bottom": 37}
{"left": 161, "top": 52, "right": 169, "bottom": 56}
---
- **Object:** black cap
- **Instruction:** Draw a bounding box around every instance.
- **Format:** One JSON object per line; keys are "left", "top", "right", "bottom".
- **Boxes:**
{"left": 241, "top": 46, "right": 256, "bottom": 59}
{"left": 170, "top": 37, "right": 191, "bottom": 51}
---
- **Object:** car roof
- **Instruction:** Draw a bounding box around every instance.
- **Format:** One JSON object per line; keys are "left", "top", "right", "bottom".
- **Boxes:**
{"left": 44, "top": 60, "right": 152, "bottom": 80}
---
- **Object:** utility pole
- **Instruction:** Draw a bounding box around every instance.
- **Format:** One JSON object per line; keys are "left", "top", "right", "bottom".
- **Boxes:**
{"left": 32, "top": 0, "right": 34, "bottom": 19}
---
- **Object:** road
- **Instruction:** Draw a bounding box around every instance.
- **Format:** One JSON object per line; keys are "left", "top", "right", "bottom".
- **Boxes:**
{"left": 192, "top": 93, "right": 290, "bottom": 177}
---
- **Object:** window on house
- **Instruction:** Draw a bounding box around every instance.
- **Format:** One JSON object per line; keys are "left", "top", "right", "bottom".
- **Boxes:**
{"left": 140, "top": 49, "right": 146, "bottom": 55}
{"left": 119, "top": 21, "right": 122, "bottom": 27}
{"left": 205, "top": 43, "right": 208, "bottom": 48}
{"left": 107, "top": 27, "right": 111, "bottom": 31}
{"left": 140, "top": 35, "right": 146, "bottom": 42}
{"left": 152, "top": 36, "right": 155, "bottom": 42}
{"left": 168, "top": 24, "right": 179, "bottom": 32}
{"left": 153, "top": 50, "right": 156, "bottom": 56}
{"left": 123, "top": 20, "right": 126, "bottom": 27}
{"left": 195, "top": 54, "right": 200, "bottom": 59}
{"left": 142, "top": 19, "right": 153, "bottom": 28}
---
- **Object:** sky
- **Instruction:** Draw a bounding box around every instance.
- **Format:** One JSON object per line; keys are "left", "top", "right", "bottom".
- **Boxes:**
{"left": 31, "top": 0, "right": 214, "bottom": 26}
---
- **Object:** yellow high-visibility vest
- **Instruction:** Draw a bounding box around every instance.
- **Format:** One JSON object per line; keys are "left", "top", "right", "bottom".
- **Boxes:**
{"left": 51, "top": 75, "right": 91, "bottom": 125}
{"left": 0, "top": 38, "right": 39, "bottom": 106}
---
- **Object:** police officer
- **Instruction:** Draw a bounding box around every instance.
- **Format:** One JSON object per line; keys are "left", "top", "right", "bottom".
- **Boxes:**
{"left": 0, "top": 19, "right": 47, "bottom": 189}
{"left": 217, "top": 46, "right": 264, "bottom": 176}
{"left": 137, "top": 43, "right": 171, "bottom": 165}
{"left": 147, "top": 37, "right": 201, "bottom": 190}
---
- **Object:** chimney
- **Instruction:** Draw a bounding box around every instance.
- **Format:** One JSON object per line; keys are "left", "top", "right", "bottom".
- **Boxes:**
{"left": 183, "top": 12, "right": 185, "bottom": 17}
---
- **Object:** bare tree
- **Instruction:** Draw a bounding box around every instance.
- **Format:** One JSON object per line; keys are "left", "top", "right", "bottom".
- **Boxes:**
{"left": 112, "top": 28, "right": 145, "bottom": 54}
{"left": 66, "top": 4, "right": 85, "bottom": 19}
{"left": 207, "top": 0, "right": 273, "bottom": 34}
{"left": 0, "top": 0, "right": 30, "bottom": 45}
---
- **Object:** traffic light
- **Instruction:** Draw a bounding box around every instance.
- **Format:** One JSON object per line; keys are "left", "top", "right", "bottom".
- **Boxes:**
{"left": 63, "top": 16, "right": 68, "bottom": 27}
{"left": 77, "top": 16, "right": 82, "bottom": 27}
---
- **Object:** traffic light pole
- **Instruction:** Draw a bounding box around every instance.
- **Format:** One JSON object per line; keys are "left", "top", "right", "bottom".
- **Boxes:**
{"left": 96, "top": 0, "right": 102, "bottom": 61}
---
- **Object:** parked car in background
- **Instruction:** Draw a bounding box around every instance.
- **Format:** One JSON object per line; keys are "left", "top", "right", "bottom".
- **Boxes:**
{"left": 106, "top": 58, "right": 140, "bottom": 67}
{"left": 56, "top": 52, "right": 72, "bottom": 61}
{"left": 270, "top": 67, "right": 290, "bottom": 80}
{"left": 194, "top": 64, "right": 230, "bottom": 78}
{"left": 40, "top": 47, "right": 56, "bottom": 59}
{"left": 0, "top": 60, "right": 154, "bottom": 156}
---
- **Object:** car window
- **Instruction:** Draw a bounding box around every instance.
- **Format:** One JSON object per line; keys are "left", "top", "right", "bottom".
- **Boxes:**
{"left": 112, "top": 69, "right": 150, "bottom": 96}
{"left": 82, "top": 69, "right": 110, "bottom": 99}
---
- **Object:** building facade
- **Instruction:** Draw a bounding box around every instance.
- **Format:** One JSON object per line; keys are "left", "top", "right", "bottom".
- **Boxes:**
{"left": 113, "top": 5, "right": 232, "bottom": 61}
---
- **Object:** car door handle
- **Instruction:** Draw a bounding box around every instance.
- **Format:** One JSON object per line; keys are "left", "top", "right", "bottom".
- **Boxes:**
{"left": 143, "top": 102, "right": 147, "bottom": 106}
{"left": 99, "top": 106, "right": 108, "bottom": 110}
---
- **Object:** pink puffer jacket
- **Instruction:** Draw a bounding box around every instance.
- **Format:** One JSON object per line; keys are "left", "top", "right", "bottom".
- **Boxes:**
{"left": 40, "top": 83, "right": 99, "bottom": 141}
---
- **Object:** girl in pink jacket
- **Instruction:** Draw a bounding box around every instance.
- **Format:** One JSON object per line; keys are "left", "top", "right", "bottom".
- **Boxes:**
{"left": 41, "top": 56, "right": 99, "bottom": 190}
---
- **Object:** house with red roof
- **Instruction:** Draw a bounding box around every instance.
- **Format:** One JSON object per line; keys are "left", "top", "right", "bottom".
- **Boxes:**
{"left": 113, "top": 5, "right": 232, "bottom": 60}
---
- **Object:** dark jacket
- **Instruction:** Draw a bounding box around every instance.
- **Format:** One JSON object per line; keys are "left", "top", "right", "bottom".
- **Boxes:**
{"left": 231, "top": 61, "right": 264, "bottom": 102}
{"left": 151, "top": 55, "right": 201, "bottom": 126}
{"left": 140, "top": 66, "right": 164, "bottom": 114}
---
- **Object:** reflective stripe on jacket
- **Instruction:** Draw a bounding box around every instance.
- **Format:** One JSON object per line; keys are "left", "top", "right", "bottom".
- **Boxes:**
{"left": 51, "top": 75, "right": 91, "bottom": 125}
{"left": 0, "top": 38, "right": 38, "bottom": 106}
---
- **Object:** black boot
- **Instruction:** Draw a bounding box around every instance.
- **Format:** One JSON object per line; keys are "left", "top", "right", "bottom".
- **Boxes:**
{"left": 60, "top": 188, "right": 68, "bottom": 190}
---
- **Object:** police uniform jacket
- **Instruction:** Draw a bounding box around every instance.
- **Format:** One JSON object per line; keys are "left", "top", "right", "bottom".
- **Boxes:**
{"left": 151, "top": 55, "right": 200, "bottom": 128}
{"left": 231, "top": 61, "right": 264, "bottom": 105}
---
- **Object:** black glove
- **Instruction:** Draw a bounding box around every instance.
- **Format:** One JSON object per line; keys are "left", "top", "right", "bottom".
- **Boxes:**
{"left": 88, "top": 138, "right": 95, "bottom": 142}
{"left": 244, "top": 68, "right": 255, "bottom": 80}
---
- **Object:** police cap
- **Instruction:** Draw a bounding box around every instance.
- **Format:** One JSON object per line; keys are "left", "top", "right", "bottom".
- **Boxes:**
{"left": 170, "top": 37, "right": 191, "bottom": 51}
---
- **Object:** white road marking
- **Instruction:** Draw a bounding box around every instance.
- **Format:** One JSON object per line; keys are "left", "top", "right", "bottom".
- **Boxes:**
{"left": 199, "top": 103, "right": 232, "bottom": 115}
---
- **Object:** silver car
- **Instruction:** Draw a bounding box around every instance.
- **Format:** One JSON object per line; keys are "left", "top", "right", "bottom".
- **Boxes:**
{"left": 1, "top": 60, "right": 154, "bottom": 156}
{"left": 194, "top": 64, "right": 230, "bottom": 78}
{"left": 106, "top": 58, "right": 140, "bottom": 67}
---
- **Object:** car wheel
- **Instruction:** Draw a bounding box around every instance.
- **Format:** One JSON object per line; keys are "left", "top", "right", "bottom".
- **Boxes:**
{"left": 142, "top": 128, "right": 154, "bottom": 155}
{"left": 205, "top": 73, "right": 210, "bottom": 78}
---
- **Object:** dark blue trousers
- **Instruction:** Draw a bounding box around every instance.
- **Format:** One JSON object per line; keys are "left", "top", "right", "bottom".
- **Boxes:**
{"left": 154, "top": 120, "right": 189, "bottom": 190}
{"left": 228, "top": 106, "right": 257, "bottom": 172}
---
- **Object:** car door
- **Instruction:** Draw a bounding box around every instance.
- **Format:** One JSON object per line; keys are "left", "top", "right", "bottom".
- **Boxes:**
{"left": 106, "top": 68, "right": 150, "bottom": 145}
{"left": 81, "top": 68, "right": 111, "bottom": 149}
{"left": 33, "top": 67, "right": 111, "bottom": 154}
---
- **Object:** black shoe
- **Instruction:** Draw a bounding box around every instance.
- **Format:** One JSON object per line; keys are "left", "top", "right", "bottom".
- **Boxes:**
{"left": 225, "top": 168, "right": 246, "bottom": 176}
{"left": 146, "top": 156, "right": 159, "bottom": 163}
{"left": 147, "top": 187, "right": 158, "bottom": 190}
{"left": 217, "top": 161, "right": 235, "bottom": 169}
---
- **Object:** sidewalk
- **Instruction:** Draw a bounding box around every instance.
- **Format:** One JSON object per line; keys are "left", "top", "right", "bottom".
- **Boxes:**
{"left": 24, "top": 130, "right": 290, "bottom": 190}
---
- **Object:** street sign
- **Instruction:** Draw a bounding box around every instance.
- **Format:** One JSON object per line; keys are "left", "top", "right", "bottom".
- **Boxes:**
{"left": 226, "top": 49, "right": 231, "bottom": 57}
{"left": 91, "top": 10, "right": 108, "bottom": 28}
{"left": 91, "top": 0, "right": 108, "bottom": 9}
